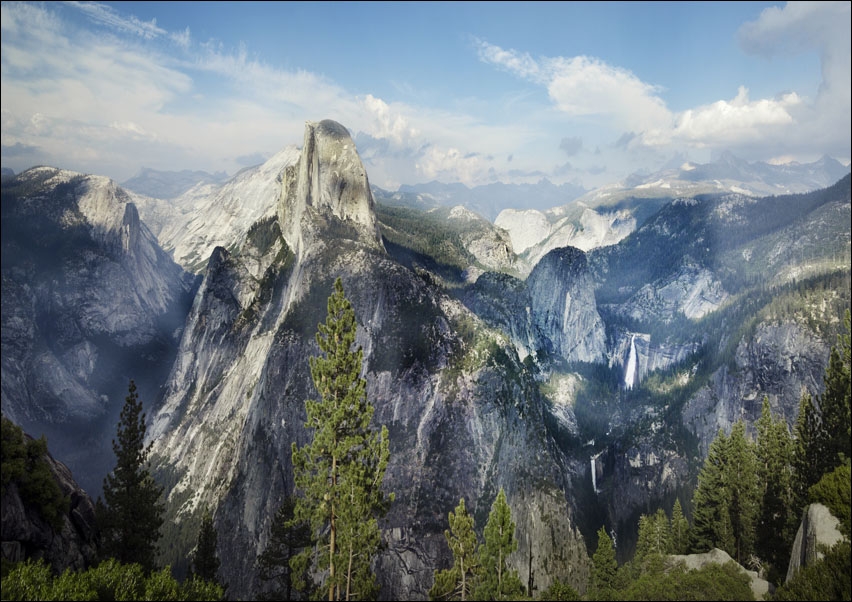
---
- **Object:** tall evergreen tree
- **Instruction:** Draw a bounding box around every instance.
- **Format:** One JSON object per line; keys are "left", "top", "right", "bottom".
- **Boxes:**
{"left": 290, "top": 278, "right": 392, "bottom": 601}
{"left": 258, "top": 496, "right": 312, "bottom": 600}
{"left": 191, "top": 507, "right": 220, "bottom": 585}
{"left": 635, "top": 509, "right": 670, "bottom": 565}
{"left": 669, "top": 498, "right": 690, "bottom": 555}
{"left": 430, "top": 498, "right": 480, "bottom": 601}
{"left": 690, "top": 429, "right": 734, "bottom": 556}
{"left": 98, "top": 380, "right": 164, "bottom": 571}
{"left": 755, "top": 397, "right": 796, "bottom": 577}
{"left": 591, "top": 526, "right": 617, "bottom": 598}
{"left": 474, "top": 489, "right": 524, "bottom": 601}
{"left": 794, "top": 310, "right": 852, "bottom": 506}
{"left": 725, "top": 421, "right": 759, "bottom": 564}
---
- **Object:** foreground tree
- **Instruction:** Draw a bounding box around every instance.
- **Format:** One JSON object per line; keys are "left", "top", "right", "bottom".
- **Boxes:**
{"left": 754, "top": 397, "right": 796, "bottom": 579}
{"left": 590, "top": 526, "right": 617, "bottom": 599}
{"left": 191, "top": 507, "right": 221, "bottom": 585}
{"left": 474, "top": 489, "right": 524, "bottom": 601}
{"left": 97, "top": 380, "right": 164, "bottom": 571}
{"left": 794, "top": 310, "right": 852, "bottom": 505}
{"left": 430, "top": 498, "right": 481, "bottom": 601}
{"left": 290, "top": 278, "right": 392, "bottom": 601}
{"left": 257, "top": 496, "right": 312, "bottom": 600}
{"left": 690, "top": 429, "right": 734, "bottom": 556}
{"left": 669, "top": 498, "right": 690, "bottom": 555}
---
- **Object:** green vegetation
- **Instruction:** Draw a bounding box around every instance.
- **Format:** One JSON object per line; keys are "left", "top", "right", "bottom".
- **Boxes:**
{"left": 474, "top": 489, "right": 525, "bottom": 601}
{"left": 430, "top": 498, "right": 481, "bottom": 601}
{"left": 0, "top": 558, "right": 224, "bottom": 601}
{"left": 290, "top": 278, "right": 393, "bottom": 600}
{"left": 0, "top": 416, "right": 69, "bottom": 529}
{"left": 97, "top": 380, "right": 165, "bottom": 572}
{"left": 190, "top": 508, "right": 221, "bottom": 587}
{"left": 256, "top": 496, "right": 312, "bottom": 600}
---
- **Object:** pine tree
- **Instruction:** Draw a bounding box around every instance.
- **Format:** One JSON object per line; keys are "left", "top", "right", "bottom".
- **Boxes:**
{"left": 635, "top": 508, "right": 670, "bottom": 565}
{"left": 290, "top": 278, "right": 392, "bottom": 601}
{"left": 755, "top": 397, "right": 796, "bottom": 578}
{"left": 191, "top": 507, "right": 220, "bottom": 585}
{"left": 726, "top": 421, "right": 759, "bottom": 564}
{"left": 474, "top": 489, "right": 524, "bottom": 601}
{"left": 258, "top": 496, "right": 312, "bottom": 600}
{"left": 430, "top": 498, "right": 480, "bottom": 601}
{"left": 591, "top": 526, "right": 617, "bottom": 598}
{"left": 669, "top": 498, "right": 690, "bottom": 555}
{"left": 690, "top": 429, "right": 734, "bottom": 556}
{"left": 794, "top": 310, "right": 852, "bottom": 506}
{"left": 98, "top": 380, "right": 164, "bottom": 571}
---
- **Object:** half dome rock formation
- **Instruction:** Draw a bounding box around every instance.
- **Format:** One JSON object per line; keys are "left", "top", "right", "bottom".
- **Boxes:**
{"left": 278, "top": 119, "right": 384, "bottom": 258}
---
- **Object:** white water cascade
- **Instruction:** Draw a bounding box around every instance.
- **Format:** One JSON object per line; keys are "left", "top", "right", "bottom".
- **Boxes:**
{"left": 590, "top": 451, "right": 604, "bottom": 494}
{"left": 624, "top": 334, "right": 637, "bottom": 390}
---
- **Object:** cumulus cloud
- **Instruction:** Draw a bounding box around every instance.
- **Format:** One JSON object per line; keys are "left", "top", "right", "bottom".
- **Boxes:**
{"left": 477, "top": 39, "right": 672, "bottom": 135}
{"left": 673, "top": 86, "right": 801, "bottom": 146}
{"left": 415, "top": 146, "right": 492, "bottom": 184}
{"left": 360, "top": 94, "right": 420, "bottom": 148}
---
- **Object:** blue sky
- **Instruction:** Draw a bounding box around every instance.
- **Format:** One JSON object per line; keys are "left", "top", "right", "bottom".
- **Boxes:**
{"left": 1, "top": 1, "right": 849, "bottom": 191}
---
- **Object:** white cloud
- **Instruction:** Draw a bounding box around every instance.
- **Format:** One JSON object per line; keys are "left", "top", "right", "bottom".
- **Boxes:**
{"left": 416, "top": 146, "right": 491, "bottom": 183}
{"left": 360, "top": 94, "right": 420, "bottom": 148}
{"left": 67, "top": 1, "right": 167, "bottom": 40}
{"left": 673, "top": 86, "right": 801, "bottom": 146}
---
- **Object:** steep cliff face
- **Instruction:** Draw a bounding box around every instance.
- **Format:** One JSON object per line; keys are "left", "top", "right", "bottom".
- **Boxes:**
{"left": 149, "top": 121, "right": 590, "bottom": 599}
{"left": 1, "top": 168, "right": 197, "bottom": 494}
{"left": 682, "top": 320, "right": 830, "bottom": 456}
{"left": 1, "top": 429, "right": 98, "bottom": 572}
{"left": 278, "top": 119, "right": 383, "bottom": 258}
{"left": 527, "top": 247, "right": 606, "bottom": 364}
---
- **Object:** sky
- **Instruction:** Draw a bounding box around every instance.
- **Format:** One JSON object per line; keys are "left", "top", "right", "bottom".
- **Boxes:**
{"left": 1, "top": 1, "right": 850, "bottom": 191}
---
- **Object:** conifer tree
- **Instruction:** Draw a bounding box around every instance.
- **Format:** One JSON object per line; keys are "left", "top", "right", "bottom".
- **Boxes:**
{"left": 430, "top": 498, "right": 480, "bottom": 601}
{"left": 258, "top": 496, "right": 312, "bottom": 600}
{"left": 591, "top": 526, "right": 617, "bottom": 598}
{"left": 755, "top": 397, "right": 796, "bottom": 577}
{"left": 290, "top": 278, "right": 392, "bottom": 601}
{"left": 192, "top": 508, "right": 220, "bottom": 585}
{"left": 669, "top": 498, "right": 690, "bottom": 555}
{"left": 98, "top": 380, "right": 164, "bottom": 571}
{"left": 635, "top": 509, "right": 670, "bottom": 564}
{"left": 474, "top": 489, "right": 524, "bottom": 601}
{"left": 794, "top": 310, "right": 852, "bottom": 506}
{"left": 726, "top": 421, "right": 759, "bottom": 564}
{"left": 690, "top": 429, "right": 734, "bottom": 556}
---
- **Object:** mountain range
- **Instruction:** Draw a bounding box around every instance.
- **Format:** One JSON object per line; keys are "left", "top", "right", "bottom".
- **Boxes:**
{"left": 1, "top": 121, "right": 850, "bottom": 599}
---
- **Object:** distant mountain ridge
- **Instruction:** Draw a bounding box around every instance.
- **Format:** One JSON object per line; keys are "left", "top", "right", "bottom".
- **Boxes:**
{"left": 121, "top": 167, "right": 228, "bottom": 200}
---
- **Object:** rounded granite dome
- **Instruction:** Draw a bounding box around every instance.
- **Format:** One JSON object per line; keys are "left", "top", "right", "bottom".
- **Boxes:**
{"left": 316, "top": 119, "right": 351, "bottom": 140}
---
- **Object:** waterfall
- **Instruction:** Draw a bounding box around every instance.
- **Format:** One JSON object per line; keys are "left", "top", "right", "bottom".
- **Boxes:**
{"left": 591, "top": 451, "right": 603, "bottom": 494}
{"left": 624, "top": 334, "right": 637, "bottom": 390}
{"left": 591, "top": 455, "right": 597, "bottom": 493}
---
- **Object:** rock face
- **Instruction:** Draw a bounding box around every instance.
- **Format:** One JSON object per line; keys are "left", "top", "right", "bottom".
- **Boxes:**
{"left": 527, "top": 247, "right": 606, "bottom": 364}
{"left": 1, "top": 430, "right": 98, "bottom": 572}
{"left": 682, "top": 320, "right": 830, "bottom": 456}
{"left": 278, "top": 120, "right": 383, "bottom": 258}
{"left": 669, "top": 548, "right": 773, "bottom": 599}
{"left": 786, "top": 503, "right": 845, "bottom": 583}
{"left": 149, "top": 121, "right": 591, "bottom": 600}
{"left": 463, "top": 246, "right": 606, "bottom": 365}
{"left": 1, "top": 168, "right": 197, "bottom": 494}
{"left": 616, "top": 264, "right": 728, "bottom": 322}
